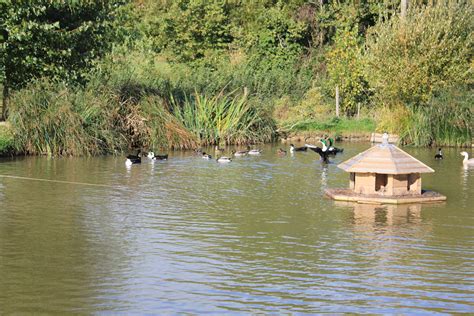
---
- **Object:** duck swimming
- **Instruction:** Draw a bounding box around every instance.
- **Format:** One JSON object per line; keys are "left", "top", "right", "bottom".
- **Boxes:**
{"left": 305, "top": 144, "right": 330, "bottom": 163}
{"left": 126, "top": 151, "right": 141, "bottom": 166}
{"left": 232, "top": 149, "right": 248, "bottom": 157}
{"left": 148, "top": 152, "right": 168, "bottom": 160}
{"left": 460, "top": 152, "right": 474, "bottom": 166}
{"left": 290, "top": 144, "right": 307, "bottom": 153}
{"left": 434, "top": 148, "right": 443, "bottom": 160}
{"left": 327, "top": 137, "right": 343, "bottom": 154}
{"left": 277, "top": 148, "right": 287, "bottom": 156}
{"left": 247, "top": 146, "right": 262, "bottom": 155}
{"left": 194, "top": 148, "right": 203, "bottom": 155}
{"left": 216, "top": 156, "right": 232, "bottom": 163}
{"left": 202, "top": 152, "right": 212, "bottom": 159}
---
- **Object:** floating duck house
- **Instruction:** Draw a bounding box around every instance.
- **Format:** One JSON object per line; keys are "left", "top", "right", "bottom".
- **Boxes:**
{"left": 325, "top": 134, "right": 446, "bottom": 204}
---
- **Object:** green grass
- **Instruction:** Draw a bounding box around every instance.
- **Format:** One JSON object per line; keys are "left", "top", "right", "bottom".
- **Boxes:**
{"left": 0, "top": 123, "right": 14, "bottom": 156}
{"left": 284, "top": 117, "right": 376, "bottom": 134}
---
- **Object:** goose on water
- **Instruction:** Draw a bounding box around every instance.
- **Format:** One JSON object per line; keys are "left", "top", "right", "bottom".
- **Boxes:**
{"left": 290, "top": 144, "right": 307, "bottom": 153}
{"left": 434, "top": 148, "right": 443, "bottom": 160}
{"left": 460, "top": 152, "right": 474, "bottom": 166}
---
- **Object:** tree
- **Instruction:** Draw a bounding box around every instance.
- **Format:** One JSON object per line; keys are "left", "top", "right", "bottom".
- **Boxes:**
{"left": 148, "top": 0, "right": 234, "bottom": 62}
{"left": 365, "top": 2, "right": 473, "bottom": 108}
{"left": 0, "top": 0, "right": 125, "bottom": 120}
{"left": 326, "top": 27, "right": 368, "bottom": 116}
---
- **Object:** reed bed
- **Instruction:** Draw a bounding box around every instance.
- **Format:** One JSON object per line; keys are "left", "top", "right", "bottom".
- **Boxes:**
{"left": 171, "top": 89, "right": 275, "bottom": 146}
{"left": 400, "top": 91, "right": 472, "bottom": 147}
{"left": 7, "top": 80, "right": 198, "bottom": 156}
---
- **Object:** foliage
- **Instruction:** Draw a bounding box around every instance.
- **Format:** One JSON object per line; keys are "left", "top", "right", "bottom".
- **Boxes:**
{"left": 2, "top": 0, "right": 473, "bottom": 152}
{"left": 326, "top": 26, "right": 369, "bottom": 116}
{"left": 7, "top": 79, "right": 198, "bottom": 156}
{"left": 0, "top": 122, "right": 13, "bottom": 155}
{"left": 147, "top": 0, "right": 234, "bottom": 62}
{"left": 1, "top": 1, "right": 125, "bottom": 90}
{"left": 171, "top": 89, "right": 275, "bottom": 146}
{"left": 400, "top": 89, "right": 472, "bottom": 147}
{"left": 365, "top": 2, "right": 473, "bottom": 107}
{"left": 273, "top": 87, "right": 332, "bottom": 124}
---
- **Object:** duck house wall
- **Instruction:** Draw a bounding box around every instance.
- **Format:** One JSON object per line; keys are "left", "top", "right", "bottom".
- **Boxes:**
{"left": 392, "top": 174, "right": 409, "bottom": 195}
{"left": 353, "top": 173, "right": 376, "bottom": 194}
{"left": 408, "top": 173, "right": 421, "bottom": 195}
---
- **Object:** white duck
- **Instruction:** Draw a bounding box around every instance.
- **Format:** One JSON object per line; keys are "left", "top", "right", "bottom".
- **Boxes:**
{"left": 460, "top": 152, "right": 474, "bottom": 166}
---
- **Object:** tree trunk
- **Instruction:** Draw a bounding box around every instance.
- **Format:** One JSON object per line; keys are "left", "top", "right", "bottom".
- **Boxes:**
{"left": 401, "top": 0, "right": 408, "bottom": 20}
{"left": 1, "top": 83, "right": 8, "bottom": 121}
{"left": 335, "top": 86, "right": 340, "bottom": 117}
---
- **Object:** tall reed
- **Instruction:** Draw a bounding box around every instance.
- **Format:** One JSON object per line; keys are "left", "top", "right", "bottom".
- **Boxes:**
{"left": 171, "top": 89, "right": 275, "bottom": 145}
{"left": 400, "top": 90, "right": 472, "bottom": 147}
{"left": 7, "top": 79, "right": 198, "bottom": 156}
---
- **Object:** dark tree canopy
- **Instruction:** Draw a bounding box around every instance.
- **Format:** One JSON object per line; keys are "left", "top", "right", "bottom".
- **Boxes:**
{"left": 1, "top": 0, "right": 125, "bottom": 90}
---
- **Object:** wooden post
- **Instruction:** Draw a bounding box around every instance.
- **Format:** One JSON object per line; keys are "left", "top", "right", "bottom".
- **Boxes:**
{"left": 335, "top": 85, "right": 340, "bottom": 117}
{"left": 401, "top": 0, "right": 408, "bottom": 20}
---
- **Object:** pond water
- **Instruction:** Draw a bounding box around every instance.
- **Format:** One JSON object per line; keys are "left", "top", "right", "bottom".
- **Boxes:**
{"left": 0, "top": 143, "right": 473, "bottom": 314}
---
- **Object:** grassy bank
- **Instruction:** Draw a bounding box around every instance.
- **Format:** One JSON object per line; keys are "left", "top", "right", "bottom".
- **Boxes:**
{"left": 5, "top": 79, "right": 275, "bottom": 156}
{"left": 282, "top": 117, "right": 375, "bottom": 135}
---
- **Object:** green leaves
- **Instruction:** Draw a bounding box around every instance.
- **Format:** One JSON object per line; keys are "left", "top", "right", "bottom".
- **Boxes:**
{"left": 149, "top": 0, "right": 234, "bottom": 62}
{"left": 365, "top": 2, "right": 473, "bottom": 108}
{"left": 1, "top": 1, "right": 126, "bottom": 90}
{"left": 326, "top": 26, "right": 368, "bottom": 116}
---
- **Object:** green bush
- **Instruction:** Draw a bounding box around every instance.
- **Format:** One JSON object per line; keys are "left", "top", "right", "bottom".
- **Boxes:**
{"left": 0, "top": 123, "right": 13, "bottom": 155}
{"left": 400, "top": 89, "right": 472, "bottom": 147}
{"left": 365, "top": 2, "right": 473, "bottom": 107}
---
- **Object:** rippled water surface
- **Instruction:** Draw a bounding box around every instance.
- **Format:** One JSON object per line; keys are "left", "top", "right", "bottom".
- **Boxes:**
{"left": 0, "top": 143, "right": 473, "bottom": 313}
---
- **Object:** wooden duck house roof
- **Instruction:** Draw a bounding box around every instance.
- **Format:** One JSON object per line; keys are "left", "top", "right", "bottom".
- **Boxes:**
{"left": 338, "top": 135, "right": 434, "bottom": 175}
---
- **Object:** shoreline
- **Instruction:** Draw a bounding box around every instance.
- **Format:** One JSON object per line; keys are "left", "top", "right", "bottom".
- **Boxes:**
{"left": 1, "top": 126, "right": 472, "bottom": 157}
{"left": 278, "top": 131, "right": 373, "bottom": 144}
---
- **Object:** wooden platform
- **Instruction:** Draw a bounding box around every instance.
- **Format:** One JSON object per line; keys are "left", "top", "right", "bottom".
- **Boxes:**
{"left": 325, "top": 188, "right": 446, "bottom": 205}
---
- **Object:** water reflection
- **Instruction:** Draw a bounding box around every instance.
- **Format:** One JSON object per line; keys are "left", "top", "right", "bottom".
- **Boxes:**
{"left": 351, "top": 203, "right": 422, "bottom": 226}
{"left": 321, "top": 165, "right": 328, "bottom": 189}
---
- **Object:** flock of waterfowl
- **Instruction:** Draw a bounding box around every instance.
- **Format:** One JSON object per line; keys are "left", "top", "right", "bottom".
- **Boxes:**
{"left": 432, "top": 148, "right": 474, "bottom": 167}
{"left": 125, "top": 137, "right": 344, "bottom": 165}
{"left": 126, "top": 139, "right": 474, "bottom": 168}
